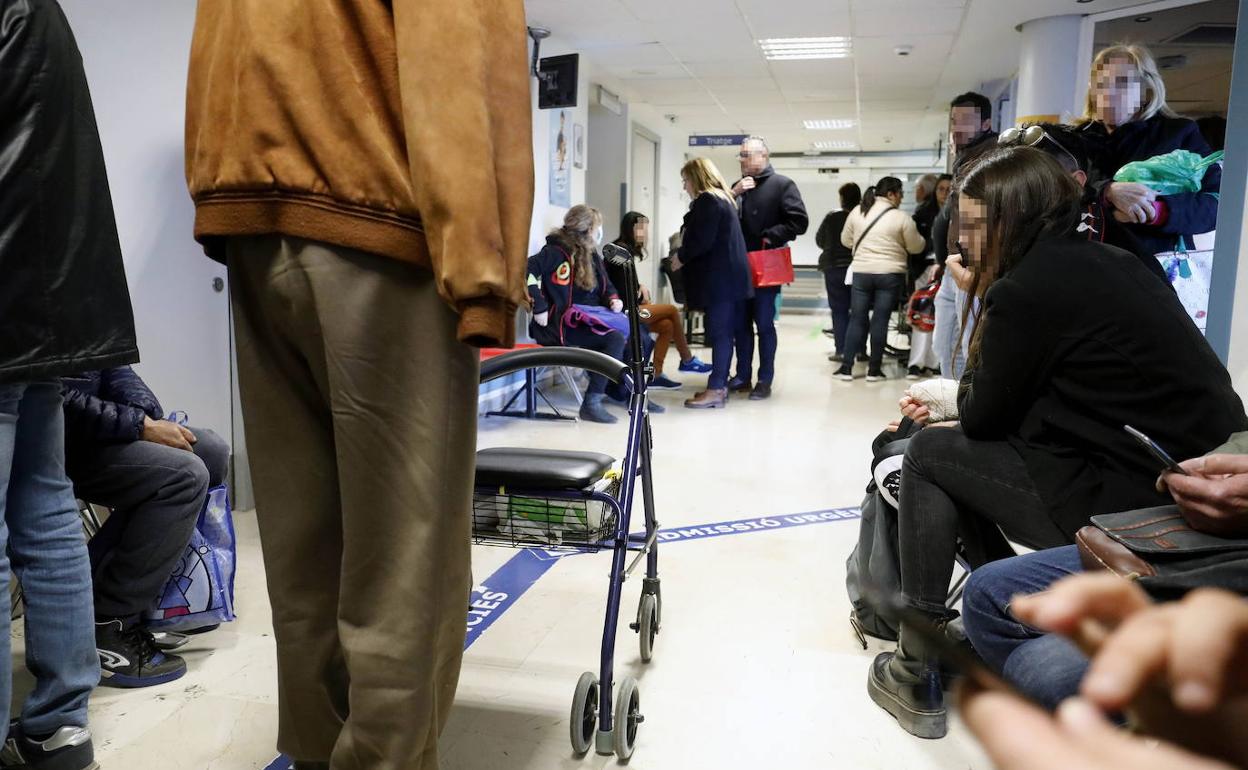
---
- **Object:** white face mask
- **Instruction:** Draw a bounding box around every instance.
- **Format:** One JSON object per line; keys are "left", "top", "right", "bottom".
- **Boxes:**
{"left": 594, "top": 227, "right": 604, "bottom": 245}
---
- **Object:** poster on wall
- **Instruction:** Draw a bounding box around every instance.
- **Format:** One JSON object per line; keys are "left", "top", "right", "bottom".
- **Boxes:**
{"left": 573, "top": 123, "right": 585, "bottom": 169}
{"left": 549, "top": 109, "right": 571, "bottom": 207}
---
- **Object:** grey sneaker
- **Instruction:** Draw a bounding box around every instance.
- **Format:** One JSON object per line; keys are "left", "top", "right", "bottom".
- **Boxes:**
{"left": 0, "top": 723, "right": 98, "bottom": 770}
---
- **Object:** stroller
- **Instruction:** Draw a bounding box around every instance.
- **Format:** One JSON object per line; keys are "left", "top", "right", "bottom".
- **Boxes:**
{"left": 473, "top": 243, "right": 663, "bottom": 760}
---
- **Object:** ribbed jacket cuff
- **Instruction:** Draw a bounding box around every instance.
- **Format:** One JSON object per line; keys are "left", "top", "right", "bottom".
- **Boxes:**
{"left": 457, "top": 297, "right": 516, "bottom": 349}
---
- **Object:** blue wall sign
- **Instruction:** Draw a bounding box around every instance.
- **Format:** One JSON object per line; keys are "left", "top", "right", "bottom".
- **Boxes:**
{"left": 688, "top": 134, "right": 749, "bottom": 147}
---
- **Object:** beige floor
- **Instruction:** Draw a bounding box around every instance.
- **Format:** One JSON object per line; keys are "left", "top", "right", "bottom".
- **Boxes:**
{"left": 17, "top": 315, "right": 993, "bottom": 769}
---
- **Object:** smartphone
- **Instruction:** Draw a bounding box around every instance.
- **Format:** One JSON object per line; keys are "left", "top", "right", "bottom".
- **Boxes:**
{"left": 1124, "top": 425, "right": 1190, "bottom": 475}
{"left": 859, "top": 583, "right": 1044, "bottom": 707}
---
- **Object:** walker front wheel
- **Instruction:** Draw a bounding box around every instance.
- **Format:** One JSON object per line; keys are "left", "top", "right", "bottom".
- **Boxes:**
{"left": 570, "top": 671, "right": 598, "bottom": 755}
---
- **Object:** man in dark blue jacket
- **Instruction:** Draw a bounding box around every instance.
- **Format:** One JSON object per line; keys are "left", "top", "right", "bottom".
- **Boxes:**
{"left": 729, "top": 136, "right": 809, "bottom": 401}
{"left": 62, "top": 367, "right": 230, "bottom": 688}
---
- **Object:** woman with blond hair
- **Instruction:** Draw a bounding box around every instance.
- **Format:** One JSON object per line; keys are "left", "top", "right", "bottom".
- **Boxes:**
{"left": 673, "top": 158, "right": 753, "bottom": 409}
{"left": 1079, "top": 44, "right": 1220, "bottom": 281}
{"left": 527, "top": 204, "right": 633, "bottom": 423}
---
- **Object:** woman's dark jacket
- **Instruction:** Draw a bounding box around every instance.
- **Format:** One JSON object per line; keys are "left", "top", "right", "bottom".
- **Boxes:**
{"left": 1082, "top": 115, "right": 1221, "bottom": 261}
{"left": 678, "top": 192, "right": 754, "bottom": 311}
{"left": 526, "top": 234, "right": 620, "bottom": 345}
{"left": 61, "top": 367, "right": 163, "bottom": 448}
{"left": 815, "top": 210, "right": 853, "bottom": 271}
{"left": 959, "top": 235, "right": 1247, "bottom": 540}
{"left": 0, "top": 0, "right": 138, "bottom": 384}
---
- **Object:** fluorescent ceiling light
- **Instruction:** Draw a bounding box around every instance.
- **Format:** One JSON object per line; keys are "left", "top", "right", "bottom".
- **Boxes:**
{"left": 812, "top": 140, "right": 856, "bottom": 150}
{"left": 759, "top": 36, "right": 852, "bottom": 60}
{"left": 804, "top": 119, "right": 856, "bottom": 130}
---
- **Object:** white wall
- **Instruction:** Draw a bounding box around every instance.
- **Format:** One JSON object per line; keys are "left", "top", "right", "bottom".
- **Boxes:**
{"left": 60, "top": 1, "right": 233, "bottom": 438}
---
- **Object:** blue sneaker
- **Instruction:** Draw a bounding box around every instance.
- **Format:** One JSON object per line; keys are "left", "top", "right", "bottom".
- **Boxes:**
{"left": 678, "top": 357, "right": 713, "bottom": 374}
{"left": 649, "top": 374, "right": 683, "bottom": 390}
{"left": 647, "top": 400, "right": 666, "bottom": 414}
{"left": 96, "top": 620, "right": 187, "bottom": 689}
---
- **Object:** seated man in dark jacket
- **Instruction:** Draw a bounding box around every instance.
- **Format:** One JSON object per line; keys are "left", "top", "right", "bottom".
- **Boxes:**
{"left": 62, "top": 366, "right": 230, "bottom": 688}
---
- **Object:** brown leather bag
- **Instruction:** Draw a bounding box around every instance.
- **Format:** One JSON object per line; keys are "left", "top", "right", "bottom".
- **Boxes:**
{"left": 1077, "top": 506, "right": 1248, "bottom": 599}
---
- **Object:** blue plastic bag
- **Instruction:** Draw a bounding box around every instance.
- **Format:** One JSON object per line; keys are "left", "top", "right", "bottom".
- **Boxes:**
{"left": 143, "top": 484, "right": 237, "bottom": 630}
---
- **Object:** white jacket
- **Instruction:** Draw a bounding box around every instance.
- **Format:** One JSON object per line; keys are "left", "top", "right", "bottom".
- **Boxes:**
{"left": 840, "top": 200, "right": 925, "bottom": 275}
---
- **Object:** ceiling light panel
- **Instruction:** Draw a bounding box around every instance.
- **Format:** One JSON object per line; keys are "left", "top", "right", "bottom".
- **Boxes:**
{"left": 812, "top": 140, "right": 857, "bottom": 150}
{"left": 804, "top": 119, "right": 856, "bottom": 130}
{"left": 759, "top": 36, "right": 852, "bottom": 60}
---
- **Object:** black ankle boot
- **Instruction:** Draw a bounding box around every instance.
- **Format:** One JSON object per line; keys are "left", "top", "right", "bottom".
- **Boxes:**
{"left": 867, "top": 620, "right": 947, "bottom": 739}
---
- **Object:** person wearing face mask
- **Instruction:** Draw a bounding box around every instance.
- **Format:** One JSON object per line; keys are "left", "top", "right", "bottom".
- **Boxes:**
{"left": 728, "top": 136, "right": 809, "bottom": 401}
{"left": 835, "top": 177, "right": 926, "bottom": 382}
{"left": 1078, "top": 44, "right": 1219, "bottom": 282}
{"left": 867, "top": 145, "right": 1245, "bottom": 741}
{"left": 527, "top": 205, "right": 639, "bottom": 424}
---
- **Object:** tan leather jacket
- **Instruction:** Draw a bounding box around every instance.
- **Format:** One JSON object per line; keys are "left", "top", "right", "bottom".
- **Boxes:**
{"left": 185, "top": 0, "right": 534, "bottom": 347}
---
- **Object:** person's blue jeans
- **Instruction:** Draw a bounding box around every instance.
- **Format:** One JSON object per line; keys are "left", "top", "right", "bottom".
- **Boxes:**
{"left": 823, "top": 266, "right": 852, "bottom": 356}
{"left": 734, "top": 286, "right": 779, "bottom": 384}
{"left": 705, "top": 298, "right": 743, "bottom": 390}
{"left": 0, "top": 382, "right": 100, "bottom": 736}
{"left": 961, "top": 546, "right": 1088, "bottom": 711}
{"left": 933, "top": 276, "right": 972, "bottom": 379}
{"left": 561, "top": 325, "right": 628, "bottom": 396}
{"left": 842, "top": 273, "right": 904, "bottom": 371}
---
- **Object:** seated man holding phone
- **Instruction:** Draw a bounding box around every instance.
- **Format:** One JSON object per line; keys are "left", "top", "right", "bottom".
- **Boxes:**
{"left": 961, "top": 429, "right": 1248, "bottom": 711}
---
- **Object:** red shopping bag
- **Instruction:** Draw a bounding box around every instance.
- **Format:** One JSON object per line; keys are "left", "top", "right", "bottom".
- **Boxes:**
{"left": 747, "top": 246, "right": 795, "bottom": 288}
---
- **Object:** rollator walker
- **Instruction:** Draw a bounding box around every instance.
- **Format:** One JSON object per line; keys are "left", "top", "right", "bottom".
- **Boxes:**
{"left": 473, "top": 243, "right": 663, "bottom": 760}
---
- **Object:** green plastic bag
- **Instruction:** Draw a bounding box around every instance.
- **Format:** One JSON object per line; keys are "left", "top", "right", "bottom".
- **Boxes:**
{"left": 1113, "top": 149, "right": 1224, "bottom": 195}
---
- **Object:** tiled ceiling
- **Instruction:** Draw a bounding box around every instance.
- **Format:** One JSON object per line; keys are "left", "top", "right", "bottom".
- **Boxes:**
{"left": 524, "top": 0, "right": 1201, "bottom": 152}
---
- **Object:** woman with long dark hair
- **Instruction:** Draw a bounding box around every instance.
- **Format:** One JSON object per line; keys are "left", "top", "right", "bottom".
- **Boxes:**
{"left": 836, "top": 176, "right": 925, "bottom": 381}
{"left": 866, "top": 145, "right": 1246, "bottom": 739}
{"left": 606, "top": 212, "right": 711, "bottom": 390}
{"left": 675, "top": 158, "right": 753, "bottom": 409}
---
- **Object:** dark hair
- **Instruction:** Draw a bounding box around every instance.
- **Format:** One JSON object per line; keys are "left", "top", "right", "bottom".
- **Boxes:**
{"left": 839, "top": 183, "right": 862, "bottom": 211}
{"left": 1025, "top": 123, "right": 1090, "bottom": 174}
{"left": 859, "top": 176, "right": 903, "bottom": 215}
{"left": 955, "top": 146, "right": 1082, "bottom": 370}
{"left": 938, "top": 173, "right": 953, "bottom": 183}
{"left": 615, "top": 211, "right": 650, "bottom": 259}
{"left": 950, "top": 91, "right": 992, "bottom": 123}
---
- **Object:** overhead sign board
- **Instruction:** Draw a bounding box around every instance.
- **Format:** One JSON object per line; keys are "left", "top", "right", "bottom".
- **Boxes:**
{"left": 688, "top": 134, "right": 749, "bottom": 147}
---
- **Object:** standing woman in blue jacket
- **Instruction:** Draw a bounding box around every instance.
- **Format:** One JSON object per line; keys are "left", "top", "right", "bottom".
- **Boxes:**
{"left": 527, "top": 205, "right": 633, "bottom": 424}
{"left": 675, "top": 159, "right": 754, "bottom": 410}
{"left": 1079, "top": 44, "right": 1220, "bottom": 282}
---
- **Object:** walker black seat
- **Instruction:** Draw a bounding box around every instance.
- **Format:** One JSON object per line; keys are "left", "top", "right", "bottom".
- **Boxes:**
{"left": 475, "top": 448, "right": 616, "bottom": 491}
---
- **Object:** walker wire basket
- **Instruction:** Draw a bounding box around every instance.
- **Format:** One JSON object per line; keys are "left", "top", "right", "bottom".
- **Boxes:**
{"left": 472, "top": 474, "right": 622, "bottom": 552}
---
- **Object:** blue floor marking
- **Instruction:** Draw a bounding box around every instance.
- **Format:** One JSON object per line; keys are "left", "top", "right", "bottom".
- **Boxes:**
{"left": 264, "top": 505, "right": 860, "bottom": 768}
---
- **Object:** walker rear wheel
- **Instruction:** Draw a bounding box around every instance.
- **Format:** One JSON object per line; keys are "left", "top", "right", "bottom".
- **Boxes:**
{"left": 613, "top": 676, "right": 642, "bottom": 761}
{"left": 638, "top": 594, "right": 659, "bottom": 663}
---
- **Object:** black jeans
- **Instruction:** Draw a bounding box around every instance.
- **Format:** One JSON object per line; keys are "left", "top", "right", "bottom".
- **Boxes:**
{"left": 562, "top": 325, "right": 627, "bottom": 396}
{"left": 71, "top": 428, "right": 230, "bottom": 622}
{"left": 843, "top": 272, "right": 905, "bottom": 371}
{"left": 897, "top": 426, "right": 1069, "bottom": 616}
{"left": 823, "top": 266, "right": 852, "bottom": 356}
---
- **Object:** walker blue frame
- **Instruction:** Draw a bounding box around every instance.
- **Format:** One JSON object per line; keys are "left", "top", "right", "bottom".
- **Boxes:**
{"left": 476, "top": 245, "right": 662, "bottom": 759}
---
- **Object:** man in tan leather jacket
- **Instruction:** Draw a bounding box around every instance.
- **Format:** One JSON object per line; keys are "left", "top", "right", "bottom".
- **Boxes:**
{"left": 184, "top": 3, "right": 534, "bottom": 768}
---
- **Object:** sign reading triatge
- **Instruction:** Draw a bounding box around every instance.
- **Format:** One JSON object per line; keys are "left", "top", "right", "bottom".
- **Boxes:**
{"left": 688, "top": 134, "right": 750, "bottom": 147}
